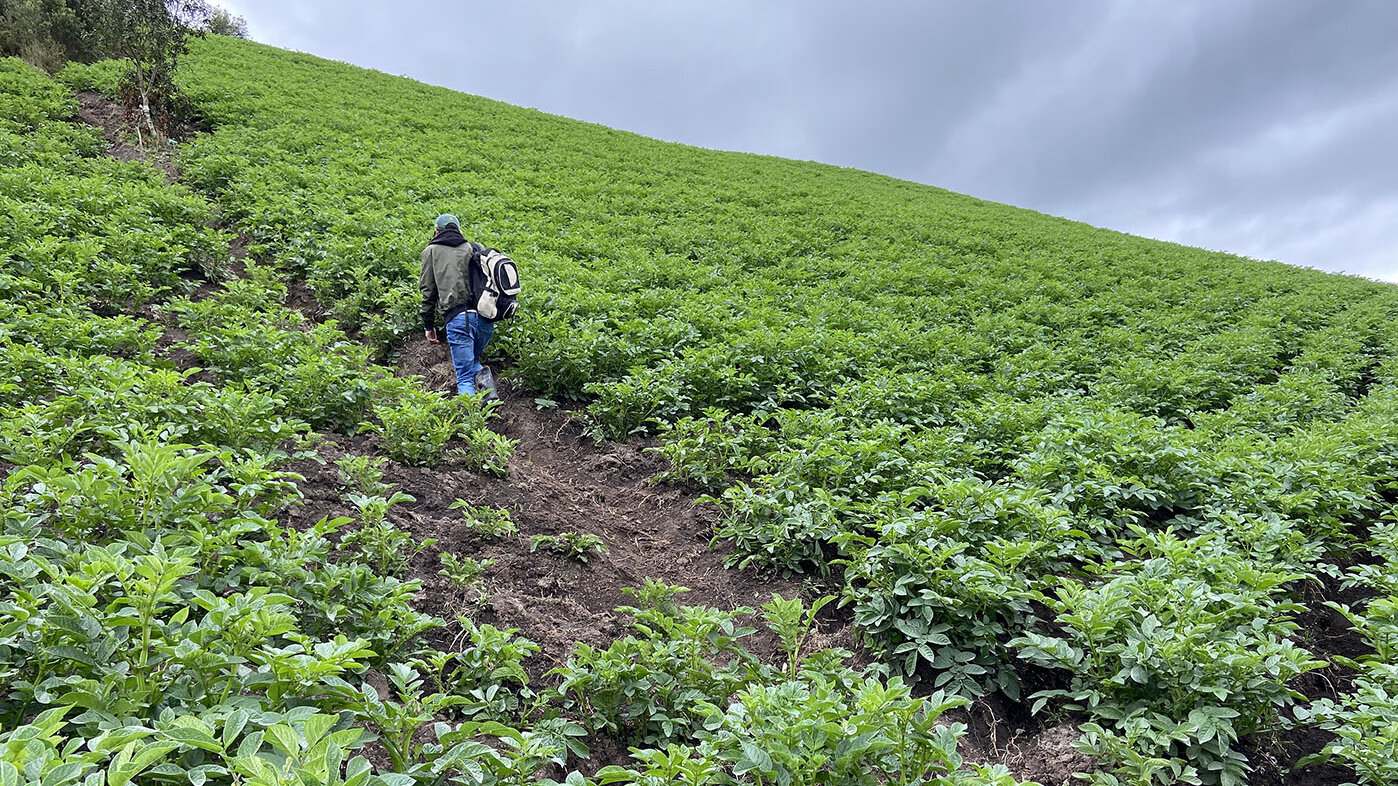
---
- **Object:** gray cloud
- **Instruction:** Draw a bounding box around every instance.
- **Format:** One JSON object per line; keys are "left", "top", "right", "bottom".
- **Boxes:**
{"left": 220, "top": 0, "right": 1398, "bottom": 280}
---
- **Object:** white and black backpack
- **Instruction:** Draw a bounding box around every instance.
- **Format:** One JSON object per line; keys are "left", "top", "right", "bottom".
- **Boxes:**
{"left": 474, "top": 247, "right": 521, "bottom": 321}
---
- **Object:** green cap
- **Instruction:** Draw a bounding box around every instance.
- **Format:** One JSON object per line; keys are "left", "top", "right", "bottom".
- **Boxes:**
{"left": 434, "top": 213, "right": 459, "bottom": 230}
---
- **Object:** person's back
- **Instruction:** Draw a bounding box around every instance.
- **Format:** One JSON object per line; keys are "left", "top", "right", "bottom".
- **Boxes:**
{"left": 420, "top": 213, "right": 494, "bottom": 396}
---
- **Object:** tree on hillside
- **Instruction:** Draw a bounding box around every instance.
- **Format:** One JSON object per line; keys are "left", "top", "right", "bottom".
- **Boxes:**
{"left": 1, "top": 0, "right": 244, "bottom": 140}
{"left": 0, "top": 0, "right": 91, "bottom": 69}
{"left": 83, "top": 0, "right": 249, "bottom": 142}
{"left": 202, "top": 4, "right": 244, "bottom": 37}
{"left": 81, "top": 0, "right": 194, "bottom": 142}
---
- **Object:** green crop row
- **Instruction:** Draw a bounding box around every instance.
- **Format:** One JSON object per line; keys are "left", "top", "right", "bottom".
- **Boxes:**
{"left": 1295, "top": 521, "right": 1398, "bottom": 783}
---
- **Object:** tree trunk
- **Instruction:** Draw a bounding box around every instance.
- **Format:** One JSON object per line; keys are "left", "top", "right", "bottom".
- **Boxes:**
{"left": 132, "top": 57, "right": 157, "bottom": 146}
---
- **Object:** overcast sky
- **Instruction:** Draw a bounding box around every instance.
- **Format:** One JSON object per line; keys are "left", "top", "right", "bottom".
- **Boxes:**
{"left": 217, "top": 0, "right": 1398, "bottom": 282}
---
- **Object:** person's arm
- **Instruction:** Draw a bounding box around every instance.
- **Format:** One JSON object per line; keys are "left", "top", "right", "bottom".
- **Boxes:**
{"left": 420, "top": 248, "right": 439, "bottom": 342}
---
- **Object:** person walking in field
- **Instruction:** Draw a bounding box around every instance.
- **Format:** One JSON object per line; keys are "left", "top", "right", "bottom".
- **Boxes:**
{"left": 420, "top": 213, "right": 497, "bottom": 397}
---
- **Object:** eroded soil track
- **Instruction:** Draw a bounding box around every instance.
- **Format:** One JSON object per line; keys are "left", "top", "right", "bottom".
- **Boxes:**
{"left": 289, "top": 341, "right": 810, "bottom": 675}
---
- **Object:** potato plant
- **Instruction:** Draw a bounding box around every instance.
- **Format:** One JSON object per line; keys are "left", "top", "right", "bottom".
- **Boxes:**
{"left": 530, "top": 532, "right": 608, "bottom": 563}
{"left": 450, "top": 499, "right": 518, "bottom": 539}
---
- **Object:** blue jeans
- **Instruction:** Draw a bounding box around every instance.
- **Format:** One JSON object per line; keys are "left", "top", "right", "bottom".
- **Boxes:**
{"left": 445, "top": 311, "right": 495, "bottom": 395}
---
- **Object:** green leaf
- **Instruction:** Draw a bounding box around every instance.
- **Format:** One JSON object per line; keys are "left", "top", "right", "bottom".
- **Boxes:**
{"left": 163, "top": 726, "right": 222, "bottom": 753}
{"left": 108, "top": 741, "right": 179, "bottom": 786}
{"left": 264, "top": 723, "right": 300, "bottom": 757}
{"left": 222, "top": 711, "right": 249, "bottom": 748}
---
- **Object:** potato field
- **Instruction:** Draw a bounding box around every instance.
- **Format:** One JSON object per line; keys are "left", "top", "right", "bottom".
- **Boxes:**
{"left": 3, "top": 33, "right": 1398, "bottom": 786}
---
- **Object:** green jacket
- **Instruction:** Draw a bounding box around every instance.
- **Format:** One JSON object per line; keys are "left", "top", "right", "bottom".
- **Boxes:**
{"left": 419, "top": 237, "right": 479, "bottom": 331}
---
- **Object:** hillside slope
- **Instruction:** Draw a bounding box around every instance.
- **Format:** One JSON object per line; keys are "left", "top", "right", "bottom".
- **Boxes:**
{"left": 168, "top": 37, "right": 1398, "bottom": 785}
{"left": 4, "top": 30, "right": 1398, "bottom": 785}
{"left": 1, "top": 53, "right": 1053, "bottom": 786}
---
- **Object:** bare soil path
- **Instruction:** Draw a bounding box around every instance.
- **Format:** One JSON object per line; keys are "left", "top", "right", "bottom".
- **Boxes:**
{"left": 284, "top": 341, "right": 812, "bottom": 676}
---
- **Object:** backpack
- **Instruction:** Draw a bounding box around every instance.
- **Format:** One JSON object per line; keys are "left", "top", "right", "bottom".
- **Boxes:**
{"left": 474, "top": 247, "right": 521, "bottom": 321}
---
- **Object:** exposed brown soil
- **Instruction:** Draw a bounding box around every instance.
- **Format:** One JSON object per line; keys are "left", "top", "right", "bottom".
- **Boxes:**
{"left": 153, "top": 322, "right": 202, "bottom": 374}
{"left": 294, "top": 340, "right": 1116, "bottom": 779}
{"left": 72, "top": 91, "right": 181, "bottom": 181}
{"left": 286, "top": 341, "right": 808, "bottom": 679}
{"left": 188, "top": 245, "right": 248, "bottom": 302}
{"left": 1243, "top": 725, "right": 1353, "bottom": 786}
{"left": 1246, "top": 577, "right": 1376, "bottom": 786}
{"left": 964, "top": 719, "right": 1095, "bottom": 786}
{"left": 285, "top": 278, "right": 324, "bottom": 322}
